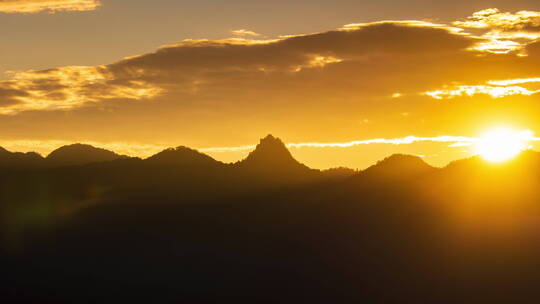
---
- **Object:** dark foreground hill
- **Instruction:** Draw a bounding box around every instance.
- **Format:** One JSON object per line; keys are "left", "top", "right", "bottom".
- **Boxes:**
{"left": 0, "top": 147, "right": 44, "bottom": 168}
{"left": 2, "top": 136, "right": 540, "bottom": 303}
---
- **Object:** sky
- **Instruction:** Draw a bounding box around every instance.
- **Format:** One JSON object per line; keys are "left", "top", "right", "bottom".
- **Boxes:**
{"left": 2, "top": 0, "right": 540, "bottom": 169}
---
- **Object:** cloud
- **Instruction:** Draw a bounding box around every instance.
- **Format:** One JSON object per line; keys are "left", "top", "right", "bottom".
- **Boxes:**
{"left": 200, "top": 135, "right": 478, "bottom": 153}
{"left": 287, "top": 136, "right": 477, "bottom": 148}
{"left": 231, "top": 29, "right": 261, "bottom": 37}
{"left": 292, "top": 55, "right": 343, "bottom": 72}
{"left": 0, "top": 66, "right": 161, "bottom": 114}
{"left": 424, "top": 85, "right": 540, "bottom": 100}
{"left": 0, "top": 87, "right": 28, "bottom": 106}
{"left": 470, "top": 39, "right": 523, "bottom": 54}
{"left": 425, "top": 75, "right": 540, "bottom": 100}
{"left": 341, "top": 20, "right": 466, "bottom": 35}
{"left": 0, "top": 0, "right": 100, "bottom": 14}
{"left": 454, "top": 8, "right": 540, "bottom": 32}
{"left": 454, "top": 9, "right": 540, "bottom": 54}
{"left": 487, "top": 77, "right": 540, "bottom": 86}
{"left": 108, "top": 21, "right": 475, "bottom": 75}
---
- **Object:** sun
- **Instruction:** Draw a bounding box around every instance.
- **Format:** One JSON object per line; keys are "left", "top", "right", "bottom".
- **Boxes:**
{"left": 474, "top": 128, "right": 533, "bottom": 163}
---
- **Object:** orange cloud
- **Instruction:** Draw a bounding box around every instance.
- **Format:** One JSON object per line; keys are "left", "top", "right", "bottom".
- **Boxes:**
{"left": 0, "top": 0, "right": 100, "bottom": 13}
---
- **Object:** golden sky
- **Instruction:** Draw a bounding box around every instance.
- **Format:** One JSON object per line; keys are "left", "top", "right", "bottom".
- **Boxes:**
{"left": 2, "top": 3, "right": 540, "bottom": 169}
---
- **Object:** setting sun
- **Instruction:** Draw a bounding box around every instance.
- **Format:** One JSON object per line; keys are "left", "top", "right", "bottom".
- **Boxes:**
{"left": 474, "top": 128, "right": 533, "bottom": 162}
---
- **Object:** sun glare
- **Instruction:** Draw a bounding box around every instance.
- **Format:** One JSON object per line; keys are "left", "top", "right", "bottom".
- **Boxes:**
{"left": 474, "top": 128, "right": 533, "bottom": 162}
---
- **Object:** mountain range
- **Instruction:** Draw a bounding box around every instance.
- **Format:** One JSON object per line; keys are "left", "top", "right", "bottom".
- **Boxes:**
{"left": 2, "top": 135, "right": 540, "bottom": 303}
{"left": 0, "top": 135, "right": 348, "bottom": 174}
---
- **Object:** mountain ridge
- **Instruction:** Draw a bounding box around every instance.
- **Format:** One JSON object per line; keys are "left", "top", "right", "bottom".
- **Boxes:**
{"left": 46, "top": 143, "right": 129, "bottom": 167}
{"left": 145, "top": 146, "right": 223, "bottom": 167}
{"left": 2, "top": 137, "right": 540, "bottom": 176}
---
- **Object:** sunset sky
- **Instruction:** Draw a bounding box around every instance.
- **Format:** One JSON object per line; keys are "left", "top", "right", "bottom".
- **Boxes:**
{"left": 2, "top": 0, "right": 540, "bottom": 169}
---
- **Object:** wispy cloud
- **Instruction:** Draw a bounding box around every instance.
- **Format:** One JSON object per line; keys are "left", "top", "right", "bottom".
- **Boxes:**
{"left": 231, "top": 29, "right": 261, "bottom": 37}
{"left": 201, "top": 136, "right": 478, "bottom": 153}
{"left": 487, "top": 77, "right": 540, "bottom": 86}
{"left": 287, "top": 136, "right": 476, "bottom": 148}
{"left": 340, "top": 20, "right": 466, "bottom": 35}
{"left": 0, "top": 0, "right": 101, "bottom": 14}
{"left": 0, "top": 66, "right": 161, "bottom": 114}
{"left": 424, "top": 85, "right": 540, "bottom": 100}
{"left": 425, "top": 75, "right": 540, "bottom": 100}
{"left": 292, "top": 55, "right": 343, "bottom": 72}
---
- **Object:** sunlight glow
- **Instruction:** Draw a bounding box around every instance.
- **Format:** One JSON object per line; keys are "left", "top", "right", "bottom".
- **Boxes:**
{"left": 474, "top": 128, "right": 534, "bottom": 162}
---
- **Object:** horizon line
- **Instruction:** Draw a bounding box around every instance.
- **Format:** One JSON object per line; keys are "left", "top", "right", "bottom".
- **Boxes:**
{"left": 2, "top": 133, "right": 540, "bottom": 169}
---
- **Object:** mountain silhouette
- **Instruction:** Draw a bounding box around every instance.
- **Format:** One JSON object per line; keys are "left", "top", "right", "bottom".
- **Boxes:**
{"left": 356, "top": 154, "right": 436, "bottom": 181}
{"left": 241, "top": 135, "right": 298, "bottom": 166}
{"left": 146, "top": 146, "right": 223, "bottom": 168}
{"left": 0, "top": 146, "right": 44, "bottom": 168}
{"left": 46, "top": 144, "right": 127, "bottom": 167}
{"left": 232, "top": 135, "right": 321, "bottom": 185}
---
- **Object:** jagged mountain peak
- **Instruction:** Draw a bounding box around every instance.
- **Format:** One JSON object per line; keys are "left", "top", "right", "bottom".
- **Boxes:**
{"left": 243, "top": 134, "right": 296, "bottom": 164}
{"left": 260, "top": 134, "right": 285, "bottom": 146}
{"left": 234, "top": 135, "right": 320, "bottom": 183}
